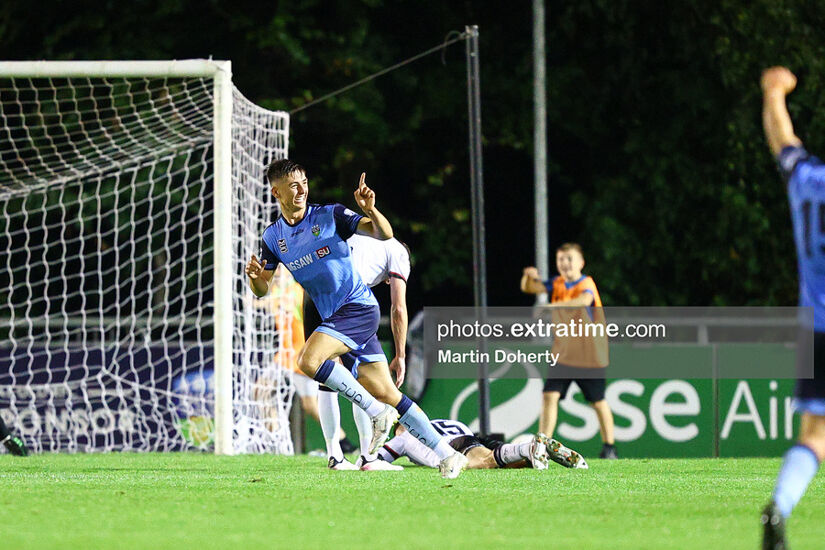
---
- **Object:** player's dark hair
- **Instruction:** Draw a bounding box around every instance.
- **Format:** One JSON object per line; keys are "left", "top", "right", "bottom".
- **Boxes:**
{"left": 557, "top": 242, "right": 584, "bottom": 257}
{"left": 266, "top": 159, "right": 306, "bottom": 185}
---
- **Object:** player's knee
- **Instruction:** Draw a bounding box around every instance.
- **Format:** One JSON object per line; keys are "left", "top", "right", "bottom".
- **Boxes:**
{"left": 295, "top": 353, "right": 311, "bottom": 375}
{"left": 543, "top": 392, "right": 560, "bottom": 405}
{"left": 800, "top": 435, "right": 825, "bottom": 461}
{"left": 296, "top": 349, "right": 321, "bottom": 377}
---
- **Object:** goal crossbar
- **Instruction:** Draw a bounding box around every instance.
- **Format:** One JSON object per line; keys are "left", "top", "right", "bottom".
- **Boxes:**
{"left": 0, "top": 59, "right": 229, "bottom": 78}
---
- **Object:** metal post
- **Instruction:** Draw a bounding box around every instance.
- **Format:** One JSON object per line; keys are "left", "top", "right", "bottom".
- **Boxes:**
{"left": 533, "top": 0, "right": 549, "bottom": 303}
{"left": 465, "top": 25, "right": 490, "bottom": 436}
{"left": 213, "top": 61, "right": 235, "bottom": 455}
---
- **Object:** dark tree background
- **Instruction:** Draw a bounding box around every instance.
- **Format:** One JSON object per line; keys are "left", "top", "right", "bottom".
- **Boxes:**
{"left": 3, "top": 0, "right": 825, "bottom": 313}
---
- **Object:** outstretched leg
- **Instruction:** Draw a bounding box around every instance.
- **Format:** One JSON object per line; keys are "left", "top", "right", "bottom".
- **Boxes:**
{"left": 297, "top": 332, "right": 386, "bottom": 418}
{"left": 358, "top": 361, "right": 467, "bottom": 477}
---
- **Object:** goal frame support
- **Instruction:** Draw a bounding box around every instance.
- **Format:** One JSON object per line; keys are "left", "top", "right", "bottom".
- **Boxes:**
{"left": 0, "top": 59, "right": 236, "bottom": 455}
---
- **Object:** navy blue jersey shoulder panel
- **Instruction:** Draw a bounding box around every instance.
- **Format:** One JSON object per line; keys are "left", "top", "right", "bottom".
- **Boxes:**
{"left": 332, "top": 203, "right": 364, "bottom": 240}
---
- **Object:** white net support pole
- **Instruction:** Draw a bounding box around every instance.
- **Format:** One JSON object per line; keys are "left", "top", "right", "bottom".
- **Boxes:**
{"left": 212, "top": 62, "right": 233, "bottom": 456}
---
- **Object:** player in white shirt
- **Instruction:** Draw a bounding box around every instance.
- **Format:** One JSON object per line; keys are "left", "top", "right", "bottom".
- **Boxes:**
{"left": 377, "top": 419, "right": 589, "bottom": 470}
{"left": 347, "top": 233, "right": 411, "bottom": 387}
{"left": 308, "top": 235, "right": 412, "bottom": 470}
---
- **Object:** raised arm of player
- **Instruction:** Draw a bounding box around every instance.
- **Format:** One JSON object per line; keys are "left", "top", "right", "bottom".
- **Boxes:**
{"left": 246, "top": 254, "right": 275, "bottom": 297}
{"left": 389, "top": 276, "right": 408, "bottom": 388}
{"left": 353, "top": 172, "right": 393, "bottom": 240}
{"left": 520, "top": 266, "right": 547, "bottom": 295}
{"left": 761, "top": 66, "right": 803, "bottom": 156}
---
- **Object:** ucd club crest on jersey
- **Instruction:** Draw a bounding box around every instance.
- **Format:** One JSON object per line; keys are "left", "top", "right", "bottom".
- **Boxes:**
{"left": 277, "top": 238, "right": 288, "bottom": 253}
{"left": 311, "top": 224, "right": 321, "bottom": 238}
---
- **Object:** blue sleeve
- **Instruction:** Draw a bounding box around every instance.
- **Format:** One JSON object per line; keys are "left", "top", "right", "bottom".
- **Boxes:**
{"left": 259, "top": 237, "right": 280, "bottom": 271}
{"left": 332, "top": 203, "right": 363, "bottom": 240}
{"left": 542, "top": 279, "right": 553, "bottom": 294}
{"left": 780, "top": 146, "right": 825, "bottom": 200}
{"left": 778, "top": 145, "right": 811, "bottom": 184}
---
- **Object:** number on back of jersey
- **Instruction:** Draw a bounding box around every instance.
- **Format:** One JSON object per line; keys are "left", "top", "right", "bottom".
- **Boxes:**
{"left": 430, "top": 419, "right": 473, "bottom": 438}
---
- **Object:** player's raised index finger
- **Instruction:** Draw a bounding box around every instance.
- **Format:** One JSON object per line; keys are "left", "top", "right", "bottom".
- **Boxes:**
{"left": 358, "top": 172, "right": 366, "bottom": 189}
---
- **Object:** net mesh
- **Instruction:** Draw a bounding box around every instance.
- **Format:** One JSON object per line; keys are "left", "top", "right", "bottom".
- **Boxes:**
{"left": 0, "top": 71, "right": 294, "bottom": 453}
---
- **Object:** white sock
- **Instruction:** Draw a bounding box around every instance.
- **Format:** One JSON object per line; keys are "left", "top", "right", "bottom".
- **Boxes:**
{"left": 352, "top": 402, "right": 376, "bottom": 460}
{"left": 495, "top": 442, "right": 530, "bottom": 465}
{"left": 364, "top": 399, "right": 384, "bottom": 417}
{"left": 318, "top": 390, "right": 343, "bottom": 460}
{"left": 434, "top": 438, "right": 455, "bottom": 461}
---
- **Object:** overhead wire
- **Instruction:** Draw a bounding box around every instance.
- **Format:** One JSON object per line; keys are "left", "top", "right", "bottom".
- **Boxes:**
{"left": 289, "top": 31, "right": 469, "bottom": 115}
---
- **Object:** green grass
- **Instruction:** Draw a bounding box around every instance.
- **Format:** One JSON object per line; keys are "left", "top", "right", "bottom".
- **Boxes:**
{"left": 0, "top": 454, "right": 822, "bottom": 549}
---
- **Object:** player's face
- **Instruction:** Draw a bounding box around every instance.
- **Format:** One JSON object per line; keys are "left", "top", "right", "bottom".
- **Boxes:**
{"left": 556, "top": 249, "right": 584, "bottom": 281}
{"left": 271, "top": 170, "right": 308, "bottom": 210}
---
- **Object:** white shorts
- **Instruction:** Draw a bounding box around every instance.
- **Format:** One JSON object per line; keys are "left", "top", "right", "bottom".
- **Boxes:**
{"left": 293, "top": 371, "right": 319, "bottom": 398}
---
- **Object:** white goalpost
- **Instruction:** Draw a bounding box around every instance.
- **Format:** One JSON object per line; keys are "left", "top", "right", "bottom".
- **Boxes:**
{"left": 0, "top": 59, "right": 295, "bottom": 455}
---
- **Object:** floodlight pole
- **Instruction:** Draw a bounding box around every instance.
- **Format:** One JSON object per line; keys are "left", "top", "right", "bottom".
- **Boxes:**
{"left": 465, "top": 25, "right": 490, "bottom": 436}
{"left": 533, "top": 0, "right": 549, "bottom": 303}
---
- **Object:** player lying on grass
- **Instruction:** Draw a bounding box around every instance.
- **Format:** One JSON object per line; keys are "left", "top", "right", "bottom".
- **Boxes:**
{"left": 376, "top": 418, "right": 588, "bottom": 470}
{"left": 247, "top": 159, "right": 467, "bottom": 479}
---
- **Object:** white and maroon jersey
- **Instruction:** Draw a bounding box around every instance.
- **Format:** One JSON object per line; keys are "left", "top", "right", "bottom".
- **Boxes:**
{"left": 378, "top": 419, "right": 473, "bottom": 468}
{"left": 347, "top": 234, "right": 410, "bottom": 288}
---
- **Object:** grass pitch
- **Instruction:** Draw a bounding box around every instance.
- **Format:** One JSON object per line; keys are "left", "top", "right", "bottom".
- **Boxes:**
{"left": 0, "top": 454, "right": 822, "bottom": 549}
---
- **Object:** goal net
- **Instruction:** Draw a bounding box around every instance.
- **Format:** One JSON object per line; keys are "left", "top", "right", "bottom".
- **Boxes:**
{"left": 0, "top": 60, "right": 295, "bottom": 454}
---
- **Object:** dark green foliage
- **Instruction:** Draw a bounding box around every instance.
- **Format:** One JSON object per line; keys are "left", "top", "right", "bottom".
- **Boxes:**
{"left": 3, "top": 1, "right": 825, "bottom": 308}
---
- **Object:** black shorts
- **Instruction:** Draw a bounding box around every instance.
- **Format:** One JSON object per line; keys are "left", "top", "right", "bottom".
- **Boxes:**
{"left": 303, "top": 294, "right": 323, "bottom": 336}
{"left": 543, "top": 377, "right": 606, "bottom": 403}
{"left": 796, "top": 331, "right": 825, "bottom": 400}
{"left": 449, "top": 435, "right": 484, "bottom": 455}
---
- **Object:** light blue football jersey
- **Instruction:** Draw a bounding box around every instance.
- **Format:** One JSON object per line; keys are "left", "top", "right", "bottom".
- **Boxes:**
{"left": 780, "top": 146, "right": 825, "bottom": 331}
{"left": 259, "top": 203, "right": 378, "bottom": 320}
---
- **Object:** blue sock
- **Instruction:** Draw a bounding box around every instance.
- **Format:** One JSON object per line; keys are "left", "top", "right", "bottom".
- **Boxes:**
{"left": 313, "top": 360, "right": 383, "bottom": 416}
{"left": 396, "top": 395, "right": 414, "bottom": 416}
{"left": 773, "top": 444, "right": 820, "bottom": 518}
{"left": 396, "top": 394, "right": 453, "bottom": 460}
